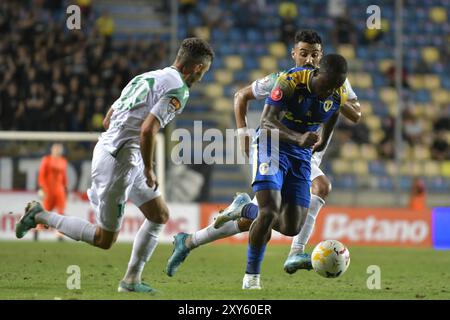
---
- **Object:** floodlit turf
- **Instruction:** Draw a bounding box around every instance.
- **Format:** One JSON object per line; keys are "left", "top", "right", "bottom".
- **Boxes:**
{"left": 0, "top": 241, "right": 449, "bottom": 300}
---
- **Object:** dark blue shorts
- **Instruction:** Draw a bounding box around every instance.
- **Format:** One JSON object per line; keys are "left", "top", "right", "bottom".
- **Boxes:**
{"left": 251, "top": 143, "right": 311, "bottom": 208}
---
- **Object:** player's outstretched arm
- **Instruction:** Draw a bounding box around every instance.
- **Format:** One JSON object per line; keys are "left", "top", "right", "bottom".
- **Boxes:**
{"left": 234, "top": 85, "right": 256, "bottom": 157}
{"left": 340, "top": 98, "right": 361, "bottom": 123}
{"left": 261, "top": 104, "right": 319, "bottom": 148}
{"left": 140, "top": 113, "right": 161, "bottom": 189}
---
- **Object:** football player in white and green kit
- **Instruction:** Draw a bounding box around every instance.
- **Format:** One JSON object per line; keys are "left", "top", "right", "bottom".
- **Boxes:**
{"left": 15, "top": 38, "right": 214, "bottom": 293}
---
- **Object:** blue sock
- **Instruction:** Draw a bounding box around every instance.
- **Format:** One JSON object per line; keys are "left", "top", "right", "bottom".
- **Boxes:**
{"left": 241, "top": 203, "right": 258, "bottom": 220}
{"left": 245, "top": 243, "right": 266, "bottom": 274}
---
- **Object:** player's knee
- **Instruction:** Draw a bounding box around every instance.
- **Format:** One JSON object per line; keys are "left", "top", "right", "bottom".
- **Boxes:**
{"left": 312, "top": 177, "right": 332, "bottom": 199}
{"left": 237, "top": 218, "right": 252, "bottom": 232}
{"left": 152, "top": 207, "right": 169, "bottom": 224}
{"left": 258, "top": 208, "right": 277, "bottom": 224}
{"left": 280, "top": 224, "right": 301, "bottom": 237}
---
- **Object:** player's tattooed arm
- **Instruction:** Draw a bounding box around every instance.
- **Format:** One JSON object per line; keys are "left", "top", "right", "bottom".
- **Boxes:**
{"left": 340, "top": 98, "right": 361, "bottom": 123}
{"left": 140, "top": 113, "right": 161, "bottom": 189}
{"left": 103, "top": 107, "right": 114, "bottom": 130}
{"left": 261, "top": 104, "right": 319, "bottom": 148}
{"left": 314, "top": 110, "right": 339, "bottom": 153}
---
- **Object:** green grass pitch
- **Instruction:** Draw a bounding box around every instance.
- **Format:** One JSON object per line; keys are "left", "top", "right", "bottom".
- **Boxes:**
{"left": 1, "top": 241, "right": 449, "bottom": 300}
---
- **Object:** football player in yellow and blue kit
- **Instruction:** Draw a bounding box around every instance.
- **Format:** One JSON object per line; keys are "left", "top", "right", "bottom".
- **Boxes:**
{"left": 242, "top": 54, "right": 348, "bottom": 289}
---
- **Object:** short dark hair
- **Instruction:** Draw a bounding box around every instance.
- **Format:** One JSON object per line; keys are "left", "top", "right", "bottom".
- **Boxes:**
{"left": 319, "top": 54, "right": 348, "bottom": 75}
{"left": 175, "top": 38, "right": 215, "bottom": 66}
{"left": 294, "top": 30, "right": 322, "bottom": 46}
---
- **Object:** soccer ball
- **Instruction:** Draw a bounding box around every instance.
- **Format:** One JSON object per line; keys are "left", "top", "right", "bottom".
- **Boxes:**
{"left": 311, "top": 240, "right": 350, "bottom": 278}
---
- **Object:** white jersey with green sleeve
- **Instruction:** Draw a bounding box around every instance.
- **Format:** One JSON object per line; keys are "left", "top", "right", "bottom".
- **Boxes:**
{"left": 100, "top": 66, "right": 189, "bottom": 155}
{"left": 250, "top": 71, "right": 357, "bottom": 167}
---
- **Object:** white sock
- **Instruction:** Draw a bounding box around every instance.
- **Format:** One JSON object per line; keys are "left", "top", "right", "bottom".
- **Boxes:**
{"left": 35, "top": 211, "right": 96, "bottom": 244}
{"left": 290, "top": 194, "right": 325, "bottom": 255}
{"left": 123, "top": 220, "right": 164, "bottom": 283}
{"left": 189, "top": 220, "right": 240, "bottom": 249}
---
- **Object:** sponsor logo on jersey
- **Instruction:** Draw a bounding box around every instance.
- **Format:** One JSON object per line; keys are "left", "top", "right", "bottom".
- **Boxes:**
{"left": 168, "top": 97, "right": 181, "bottom": 113}
{"left": 323, "top": 100, "right": 333, "bottom": 112}
{"left": 271, "top": 87, "right": 283, "bottom": 101}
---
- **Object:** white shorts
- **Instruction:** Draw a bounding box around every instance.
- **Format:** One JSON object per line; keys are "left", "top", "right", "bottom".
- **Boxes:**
{"left": 87, "top": 142, "right": 161, "bottom": 232}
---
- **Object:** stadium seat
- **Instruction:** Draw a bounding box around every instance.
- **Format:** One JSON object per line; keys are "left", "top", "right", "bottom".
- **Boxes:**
{"left": 259, "top": 56, "right": 278, "bottom": 72}
{"left": 337, "top": 45, "right": 355, "bottom": 60}
{"left": 204, "top": 84, "right": 224, "bottom": 98}
{"left": 423, "top": 74, "right": 441, "bottom": 90}
{"left": 213, "top": 98, "right": 233, "bottom": 112}
{"left": 360, "top": 144, "right": 377, "bottom": 161}
{"left": 429, "top": 7, "right": 447, "bottom": 23}
{"left": 268, "top": 42, "right": 287, "bottom": 59}
{"left": 422, "top": 47, "right": 440, "bottom": 64}
{"left": 431, "top": 89, "right": 450, "bottom": 105}
{"left": 332, "top": 159, "right": 351, "bottom": 175}
{"left": 359, "top": 101, "right": 373, "bottom": 115}
{"left": 364, "top": 115, "right": 381, "bottom": 131}
{"left": 369, "top": 129, "right": 384, "bottom": 144}
{"left": 378, "top": 59, "right": 395, "bottom": 73}
{"left": 412, "top": 145, "right": 431, "bottom": 161}
{"left": 214, "top": 69, "right": 233, "bottom": 85}
{"left": 249, "top": 69, "right": 267, "bottom": 82}
{"left": 441, "top": 161, "right": 450, "bottom": 178}
{"left": 351, "top": 73, "right": 373, "bottom": 89}
{"left": 224, "top": 55, "right": 243, "bottom": 71}
{"left": 340, "top": 143, "right": 360, "bottom": 160}
{"left": 379, "top": 87, "right": 398, "bottom": 104}
{"left": 353, "top": 159, "right": 369, "bottom": 175}
{"left": 423, "top": 161, "right": 440, "bottom": 177}
{"left": 409, "top": 75, "right": 425, "bottom": 90}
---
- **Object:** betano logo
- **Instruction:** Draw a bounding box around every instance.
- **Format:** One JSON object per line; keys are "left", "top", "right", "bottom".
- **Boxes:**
{"left": 322, "top": 214, "right": 429, "bottom": 244}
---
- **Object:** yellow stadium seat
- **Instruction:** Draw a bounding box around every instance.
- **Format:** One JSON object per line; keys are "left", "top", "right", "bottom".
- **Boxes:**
{"left": 432, "top": 89, "right": 450, "bottom": 105}
{"left": 213, "top": 98, "right": 233, "bottom": 112}
{"left": 337, "top": 45, "right": 355, "bottom": 60}
{"left": 269, "top": 42, "right": 287, "bottom": 58}
{"left": 279, "top": 2, "right": 297, "bottom": 19}
{"left": 359, "top": 101, "right": 373, "bottom": 115}
{"left": 249, "top": 70, "right": 267, "bottom": 82}
{"left": 429, "top": 7, "right": 447, "bottom": 23}
{"left": 365, "top": 115, "right": 381, "bottom": 131}
{"left": 400, "top": 161, "right": 422, "bottom": 176}
{"left": 379, "top": 87, "right": 398, "bottom": 104}
{"left": 359, "top": 144, "right": 377, "bottom": 161}
{"left": 378, "top": 59, "right": 395, "bottom": 73}
{"left": 332, "top": 159, "right": 351, "bottom": 175}
{"left": 385, "top": 161, "right": 396, "bottom": 176}
{"left": 353, "top": 160, "right": 369, "bottom": 175}
{"left": 423, "top": 74, "right": 441, "bottom": 90}
{"left": 259, "top": 56, "right": 278, "bottom": 72}
{"left": 214, "top": 69, "right": 233, "bottom": 85}
{"left": 412, "top": 145, "right": 431, "bottom": 161}
{"left": 409, "top": 75, "right": 425, "bottom": 90}
{"left": 193, "top": 26, "right": 210, "bottom": 40}
{"left": 355, "top": 73, "right": 373, "bottom": 89}
{"left": 441, "top": 161, "right": 450, "bottom": 177}
{"left": 340, "top": 142, "right": 360, "bottom": 160}
{"left": 423, "top": 161, "right": 440, "bottom": 177}
{"left": 204, "top": 84, "right": 223, "bottom": 98}
{"left": 422, "top": 47, "right": 440, "bottom": 64}
{"left": 369, "top": 129, "right": 384, "bottom": 144}
{"left": 445, "top": 132, "right": 450, "bottom": 144}
{"left": 224, "top": 55, "right": 243, "bottom": 71}
{"left": 387, "top": 103, "right": 397, "bottom": 117}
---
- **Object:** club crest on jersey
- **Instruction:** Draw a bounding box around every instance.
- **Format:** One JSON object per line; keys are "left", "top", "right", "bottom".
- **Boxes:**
{"left": 259, "top": 162, "right": 270, "bottom": 175}
{"left": 168, "top": 97, "right": 181, "bottom": 113}
{"left": 271, "top": 87, "right": 283, "bottom": 101}
{"left": 323, "top": 100, "right": 333, "bottom": 112}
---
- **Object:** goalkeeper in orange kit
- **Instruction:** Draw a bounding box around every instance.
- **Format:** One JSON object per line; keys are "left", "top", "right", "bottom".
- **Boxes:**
{"left": 36, "top": 143, "right": 68, "bottom": 239}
